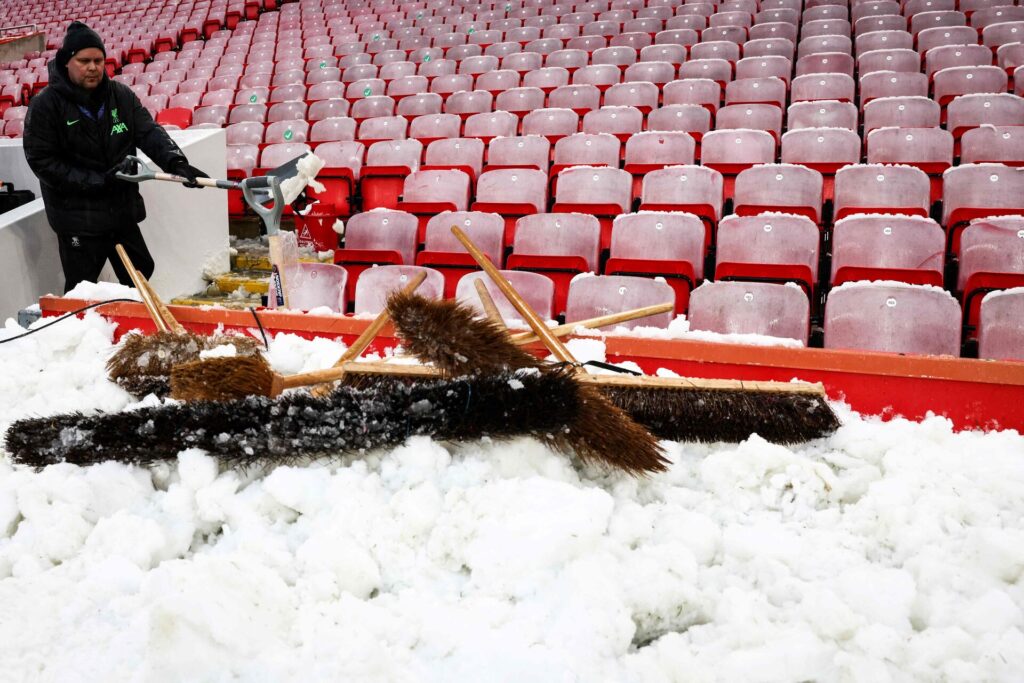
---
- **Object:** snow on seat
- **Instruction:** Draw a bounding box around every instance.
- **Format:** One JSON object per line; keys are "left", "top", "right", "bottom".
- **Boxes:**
{"left": 351, "top": 96, "right": 396, "bottom": 122}
{"left": 310, "top": 117, "right": 357, "bottom": 143}
{"left": 423, "top": 138, "right": 485, "bottom": 179}
{"left": 623, "top": 131, "right": 697, "bottom": 196}
{"left": 565, "top": 275, "right": 676, "bottom": 329}
{"left": 409, "top": 113, "right": 462, "bottom": 144}
{"left": 946, "top": 93, "right": 1024, "bottom": 142}
{"left": 522, "top": 107, "right": 580, "bottom": 145}
{"left": 790, "top": 73, "right": 856, "bottom": 103}
{"left": 688, "top": 280, "right": 811, "bottom": 344}
{"left": 861, "top": 72, "right": 930, "bottom": 111}
{"left": 605, "top": 211, "right": 706, "bottom": 312}
{"left": 867, "top": 127, "right": 954, "bottom": 201}
{"left": 714, "top": 213, "right": 821, "bottom": 298}
{"left": 551, "top": 132, "right": 621, "bottom": 177}
{"left": 663, "top": 78, "right": 721, "bottom": 115}
{"left": 463, "top": 111, "right": 518, "bottom": 143}
{"left": 786, "top": 100, "right": 858, "bottom": 131}
{"left": 830, "top": 214, "right": 946, "bottom": 287}
{"left": 824, "top": 281, "right": 962, "bottom": 356}
{"left": 354, "top": 264, "right": 445, "bottom": 315}
{"left": 581, "top": 105, "right": 644, "bottom": 142}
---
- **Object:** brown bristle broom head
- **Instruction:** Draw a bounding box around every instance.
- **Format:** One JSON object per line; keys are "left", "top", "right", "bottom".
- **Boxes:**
{"left": 386, "top": 291, "right": 541, "bottom": 376}
{"left": 107, "top": 332, "right": 262, "bottom": 379}
{"left": 554, "top": 378, "right": 671, "bottom": 475}
{"left": 170, "top": 355, "right": 275, "bottom": 402}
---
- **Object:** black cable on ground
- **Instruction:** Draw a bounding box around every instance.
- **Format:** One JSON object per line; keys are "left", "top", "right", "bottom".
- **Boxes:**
{"left": 0, "top": 298, "right": 140, "bottom": 345}
{"left": 249, "top": 306, "right": 270, "bottom": 350}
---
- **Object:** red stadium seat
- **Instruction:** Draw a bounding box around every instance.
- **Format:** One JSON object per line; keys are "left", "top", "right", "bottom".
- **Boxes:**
{"left": 689, "top": 281, "right": 811, "bottom": 344}
{"left": 830, "top": 215, "right": 946, "bottom": 287}
{"left": 605, "top": 211, "right": 705, "bottom": 312}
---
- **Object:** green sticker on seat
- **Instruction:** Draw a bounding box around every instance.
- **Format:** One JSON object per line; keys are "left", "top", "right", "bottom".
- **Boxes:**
{"left": 283, "top": 129, "right": 294, "bottom": 140}
{"left": 468, "top": 27, "right": 475, "bottom": 33}
{"left": 373, "top": 33, "right": 380, "bottom": 41}
{"left": 249, "top": 93, "right": 257, "bottom": 103}
{"left": 363, "top": 87, "right": 372, "bottom": 96}
{"left": 320, "top": 61, "right": 327, "bottom": 68}
{"left": 423, "top": 54, "right": 432, "bottom": 62}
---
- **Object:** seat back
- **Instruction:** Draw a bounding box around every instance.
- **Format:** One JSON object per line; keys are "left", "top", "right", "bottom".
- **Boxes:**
{"left": 423, "top": 211, "right": 505, "bottom": 265}
{"left": 281, "top": 263, "right": 348, "bottom": 312}
{"left": 688, "top": 281, "right": 810, "bottom": 343}
{"left": 824, "top": 282, "right": 962, "bottom": 356}
{"left": 610, "top": 212, "right": 706, "bottom": 277}
{"left": 565, "top": 275, "right": 676, "bottom": 329}
{"left": 978, "top": 287, "right": 1024, "bottom": 361}
{"left": 354, "top": 265, "right": 445, "bottom": 314}
{"left": 959, "top": 217, "right": 1024, "bottom": 290}
{"left": 831, "top": 215, "right": 946, "bottom": 284}
{"left": 486, "top": 135, "right": 551, "bottom": 170}
{"left": 716, "top": 214, "right": 820, "bottom": 276}
{"left": 513, "top": 213, "right": 601, "bottom": 271}
{"left": 344, "top": 209, "right": 418, "bottom": 265}
{"left": 554, "top": 167, "right": 632, "bottom": 212}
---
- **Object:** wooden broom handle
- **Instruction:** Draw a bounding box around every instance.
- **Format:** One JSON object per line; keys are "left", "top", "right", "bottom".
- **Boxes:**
{"left": 332, "top": 270, "right": 428, "bottom": 367}
{"left": 138, "top": 274, "right": 187, "bottom": 335}
{"left": 451, "top": 226, "right": 577, "bottom": 365}
{"left": 115, "top": 244, "right": 169, "bottom": 333}
{"left": 509, "top": 302, "right": 673, "bottom": 344}
{"left": 473, "top": 278, "right": 505, "bottom": 326}
{"left": 305, "top": 270, "right": 428, "bottom": 396}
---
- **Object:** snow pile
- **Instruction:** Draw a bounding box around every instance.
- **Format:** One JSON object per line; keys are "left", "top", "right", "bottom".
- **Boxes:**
{"left": 1, "top": 315, "right": 1024, "bottom": 682}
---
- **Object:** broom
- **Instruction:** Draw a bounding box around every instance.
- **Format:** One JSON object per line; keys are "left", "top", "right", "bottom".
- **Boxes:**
{"left": 169, "top": 271, "right": 429, "bottom": 401}
{"left": 105, "top": 245, "right": 262, "bottom": 398}
{"left": 449, "top": 225, "right": 841, "bottom": 445}
{"left": 4, "top": 367, "right": 591, "bottom": 469}
{"left": 170, "top": 292, "right": 672, "bottom": 401}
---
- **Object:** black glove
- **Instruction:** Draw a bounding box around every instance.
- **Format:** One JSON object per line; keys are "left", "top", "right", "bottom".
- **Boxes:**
{"left": 170, "top": 160, "right": 209, "bottom": 189}
{"left": 107, "top": 157, "right": 138, "bottom": 185}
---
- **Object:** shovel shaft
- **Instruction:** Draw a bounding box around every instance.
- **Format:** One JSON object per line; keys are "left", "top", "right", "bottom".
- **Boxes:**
{"left": 151, "top": 172, "right": 238, "bottom": 190}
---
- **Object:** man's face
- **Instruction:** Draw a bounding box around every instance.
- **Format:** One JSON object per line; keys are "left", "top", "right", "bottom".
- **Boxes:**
{"left": 67, "top": 47, "right": 105, "bottom": 90}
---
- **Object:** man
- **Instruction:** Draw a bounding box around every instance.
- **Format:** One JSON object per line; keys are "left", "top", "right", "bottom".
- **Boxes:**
{"left": 23, "top": 21, "right": 209, "bottom": 292}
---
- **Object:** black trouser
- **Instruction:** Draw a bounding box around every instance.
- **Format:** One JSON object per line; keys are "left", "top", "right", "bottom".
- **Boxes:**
{"left": 56, "top": 222, "right": 155, "bottom": 294}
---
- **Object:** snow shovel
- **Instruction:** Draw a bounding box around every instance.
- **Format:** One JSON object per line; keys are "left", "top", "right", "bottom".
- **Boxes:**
{"left": 116, "top": 153, "right": 321, "bottom": 309}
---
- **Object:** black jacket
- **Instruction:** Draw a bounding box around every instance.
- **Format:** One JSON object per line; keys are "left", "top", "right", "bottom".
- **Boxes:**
{"left": 23, "top": 60, "right": 188, "bottom": 236}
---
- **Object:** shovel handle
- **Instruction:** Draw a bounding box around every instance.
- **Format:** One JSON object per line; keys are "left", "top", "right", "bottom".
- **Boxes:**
{"left": 114, "top": 155, "right": 237, "bottom": 190}
{"left": 451, "top": 226, "right": 578, "bottom": 365}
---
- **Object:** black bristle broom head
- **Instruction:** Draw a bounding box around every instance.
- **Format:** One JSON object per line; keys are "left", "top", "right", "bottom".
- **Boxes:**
{"left": 4, "top": 369, "right": 588, "bottom": 470}
{"left": 386, "top": 291, "right": 541, "bottom": 376}
{"left": 170, "top": 355, "right": 276, "bottom": 402}
{"left": 603, "top": 383, "right": 841, "bottom": 445}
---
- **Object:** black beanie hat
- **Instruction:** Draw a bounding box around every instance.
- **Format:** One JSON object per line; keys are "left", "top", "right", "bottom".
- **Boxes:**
{"left": 57, "top": 21, "right": 106, "bottom": 67}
